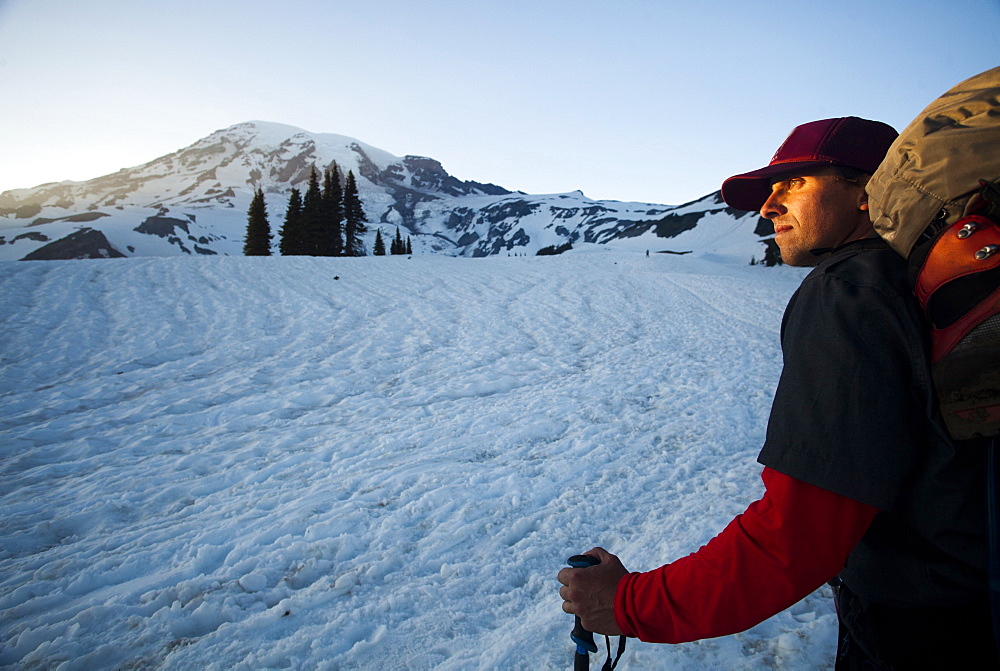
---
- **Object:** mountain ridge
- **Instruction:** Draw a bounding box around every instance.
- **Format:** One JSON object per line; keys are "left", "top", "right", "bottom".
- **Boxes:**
{"left": 0, "top": 121, "right": 770, "bottom": 261}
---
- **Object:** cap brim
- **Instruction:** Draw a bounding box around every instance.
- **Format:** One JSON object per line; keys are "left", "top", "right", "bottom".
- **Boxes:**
{"left": 721, "top": 160, "right": 834, "bottom": 212}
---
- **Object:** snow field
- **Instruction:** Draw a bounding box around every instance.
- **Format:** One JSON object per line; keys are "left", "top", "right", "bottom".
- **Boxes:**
{"left": 0, "top": 251, "right": 833, "bottom": 669}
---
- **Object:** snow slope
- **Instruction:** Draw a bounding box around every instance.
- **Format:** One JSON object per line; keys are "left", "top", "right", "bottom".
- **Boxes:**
{"left": 0, "top": 250, "right": 829, "bottom": 669}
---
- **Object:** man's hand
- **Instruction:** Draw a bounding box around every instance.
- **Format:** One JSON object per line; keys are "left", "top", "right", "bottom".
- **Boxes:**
{"left": 557, "top": 546, "right": 629, "bottom": 635}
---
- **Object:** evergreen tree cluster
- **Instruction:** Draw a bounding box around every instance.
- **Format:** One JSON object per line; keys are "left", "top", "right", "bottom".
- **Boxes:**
{"left": 242, "top": 188, "right": 272, "bottom": 256}
{"left": 372, "top": 226, "right": 412, "bottom": 256}
{"left": 244, "top": 163, "right": 383, "bottom": 257}
{"left": 389, "top": 226, "right": 412, "bottom": 255}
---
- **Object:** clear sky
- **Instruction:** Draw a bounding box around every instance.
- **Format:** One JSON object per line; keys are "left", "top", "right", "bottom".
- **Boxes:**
{"left": 0, "top": 0, "right": 997, "bottom": 205}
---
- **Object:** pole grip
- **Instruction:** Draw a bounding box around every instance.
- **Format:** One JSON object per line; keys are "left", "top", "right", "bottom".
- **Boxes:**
{"left": 568, "top": 555, "right": 600, "bottom": 655}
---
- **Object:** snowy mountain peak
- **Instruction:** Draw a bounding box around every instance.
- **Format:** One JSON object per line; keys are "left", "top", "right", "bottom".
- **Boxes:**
{"left": 0, "top": 122, "right": 769, "bottom": 261}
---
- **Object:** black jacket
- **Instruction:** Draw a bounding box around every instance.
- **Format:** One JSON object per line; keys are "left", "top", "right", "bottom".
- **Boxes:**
{"left": 758, "top": 239, "right": 988, "bottom": 609}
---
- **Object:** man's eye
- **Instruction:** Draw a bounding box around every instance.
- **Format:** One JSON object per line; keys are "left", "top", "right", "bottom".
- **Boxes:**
{"left": 787, "top": 177, "right": 805, "bottom": 188}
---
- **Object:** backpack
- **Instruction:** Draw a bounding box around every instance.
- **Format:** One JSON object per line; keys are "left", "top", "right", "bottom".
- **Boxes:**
{"left": 867, "top": 65, "right": 1000, "bottom": 657}
{"left": 867, "top": 66, "right": 1000, "bottom": 442}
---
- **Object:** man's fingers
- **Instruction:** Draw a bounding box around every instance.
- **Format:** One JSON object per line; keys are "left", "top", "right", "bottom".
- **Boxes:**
{"left": 586, "top": 547, "right": 617, "bottom": 565}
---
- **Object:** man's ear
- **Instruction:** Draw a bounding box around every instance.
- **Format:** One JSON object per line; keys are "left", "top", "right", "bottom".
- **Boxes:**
{"left": 858, "top": 189, "right": 870, "bottom": 212}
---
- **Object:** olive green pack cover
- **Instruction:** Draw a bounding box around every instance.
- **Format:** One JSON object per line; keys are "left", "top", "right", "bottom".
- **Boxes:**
{"left": 867, "top": 67, "right": 1000, "bottom": 440}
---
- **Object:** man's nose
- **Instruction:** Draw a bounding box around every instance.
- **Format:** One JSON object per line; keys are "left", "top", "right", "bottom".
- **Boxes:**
{"left": 760, "top": 190, "right": 785, "bottom": 219}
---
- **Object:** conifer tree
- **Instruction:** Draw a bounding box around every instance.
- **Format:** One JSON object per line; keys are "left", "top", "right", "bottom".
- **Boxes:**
{"left": 300, "top": 167, "right": 325, "bottom": 256}
{"left": 373, "top": 228, "right": 386, "bottom": 255}
{"left": 323, "top": 164, "right": 344, "bottom": 256}
{"left": 243, "top": 188, "right": 272, "bottom": 256}
{"left": 343, "top": 170, "right": 368, "bottom": 256}
{"left": 406, "top": 236, "right": 412, "bottom": 255}
{"left": 391, "top": 226, "right": 405, "bottom": 255}
{"left": 279, "top": 188, "right": 304, "bottom": 255}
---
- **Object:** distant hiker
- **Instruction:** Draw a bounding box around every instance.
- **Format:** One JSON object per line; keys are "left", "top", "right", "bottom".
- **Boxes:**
{"left": 559, "top": 109, "right": 997, "bottom": 667}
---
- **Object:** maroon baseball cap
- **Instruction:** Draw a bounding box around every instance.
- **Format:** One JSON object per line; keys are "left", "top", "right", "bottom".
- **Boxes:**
{"left": 721, "top": 117, "right": 898, "bottom": 212}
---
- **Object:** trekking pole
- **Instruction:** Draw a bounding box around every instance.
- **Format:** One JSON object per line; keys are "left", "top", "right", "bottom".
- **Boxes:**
{"left": 567, "top": 555, "right": 600, "bottom": 671}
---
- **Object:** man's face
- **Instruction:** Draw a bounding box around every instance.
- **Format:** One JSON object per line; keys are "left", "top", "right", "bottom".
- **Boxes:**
{"left": 760, "top": 167, "right": 872, "bottom": 267}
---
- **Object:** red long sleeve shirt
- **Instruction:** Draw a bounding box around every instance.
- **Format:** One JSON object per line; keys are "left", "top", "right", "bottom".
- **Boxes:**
{"left": 614, "top": 466, "right": 880, "bottom": 643}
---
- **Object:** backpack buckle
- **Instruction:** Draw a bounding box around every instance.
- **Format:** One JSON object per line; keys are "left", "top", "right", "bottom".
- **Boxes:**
{"left": 976, "top": 244, "right": 999, "bottom": 261}
{"left": 958, "top": 221, "right": 979, "bottom": 239}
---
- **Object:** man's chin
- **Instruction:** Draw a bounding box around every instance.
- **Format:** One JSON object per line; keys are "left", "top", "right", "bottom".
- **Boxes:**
{"left": 776, "top": 244, "right": 815, "bottom": 268}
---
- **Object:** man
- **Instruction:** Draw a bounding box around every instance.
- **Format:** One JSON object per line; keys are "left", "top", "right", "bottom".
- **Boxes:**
{"left": 558, "top": 117, "right": 994, "bottom": 668}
